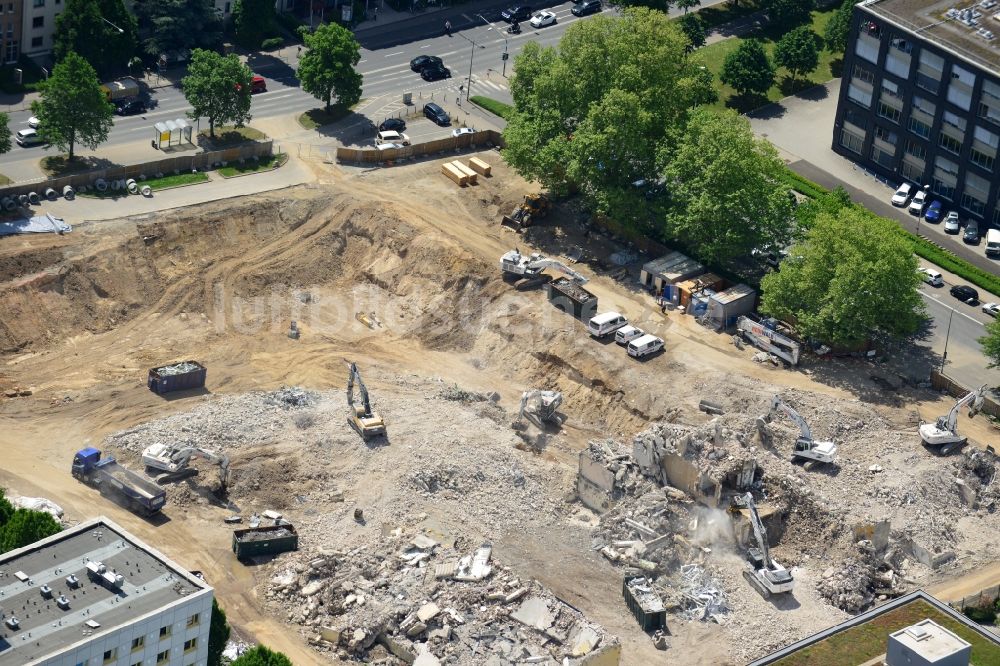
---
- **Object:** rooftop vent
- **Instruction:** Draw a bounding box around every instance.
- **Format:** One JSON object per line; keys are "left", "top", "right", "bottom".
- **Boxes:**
{"left": 56, "top": 595, "right": 70, "bottom": 610}
{"left": 39, "top": 585, "right": 52, "bottom": 599}
{"left": 84, "top": 619, "right": 101, "bottom": 629}
{"left": 4, "top": 616, "right": 18, "bottom": 630}
{"left": 13, "top": 571, "right": 28, "bottom": 583}
{"left": 905, "top": 625, "right": 931, "bottom": 641}
{"left": 65, "top": 574, "right": 79, "bottom": 588}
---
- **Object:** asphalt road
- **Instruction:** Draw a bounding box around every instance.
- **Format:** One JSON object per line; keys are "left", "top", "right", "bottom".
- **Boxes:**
{"left": 917, "top": 283, "right": 1000, "bottom": 390}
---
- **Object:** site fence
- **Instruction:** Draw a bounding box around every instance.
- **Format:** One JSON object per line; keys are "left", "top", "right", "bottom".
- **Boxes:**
{"left": 0, "top": 141, "right": 273, "bottom": 199}
{"left": 335, "top": 130, "right": 503, "bottom": 165}
{"left": 930, "top": 369, "right": 1000, "bottom": 420}
{"left": 950, "top": 584, "right": 1000, "bottom": 611}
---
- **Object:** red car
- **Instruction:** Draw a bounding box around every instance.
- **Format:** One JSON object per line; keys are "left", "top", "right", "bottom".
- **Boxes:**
{"left": 251, "top": 75, "right": 266, "bottom": 93}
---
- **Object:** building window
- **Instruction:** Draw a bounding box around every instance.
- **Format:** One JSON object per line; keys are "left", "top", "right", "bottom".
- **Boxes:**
{"left": 970, "top": 125, "right": 998, "bottom": 171}
{"left": 157, "top": 650, "right": 170, "bottom": 664}
{"left": 31, "top": 36, "right": 41, "bottom": 47}
{"left": 848, "top": 81, "right": 872, "bottom": 108}
{"left": 855, "top": 21, "right": 882, "bottom": 64}
{"left": 900, "top": 159, "right": 924, "bottom": 182}
{"left": 886, "top": 37, "right": 912, "bottom": 78}
{"left": 184, "top": 637, "right": 198, "bottom": 652}
{"left": 5, "top": 22, "right": 12, "bottom": 37}
{"left": 853, "top": 63, "right": 875, "bottom": 85}
{"left": 6, "top": 3, "right": 12, "bottom": 12}
{"left": 904, "top": 138, "right": 926, "bottom": 160}
{"left": 32, "top": 0, "right": 43, "bottom": 6}
{"left": 992, "top": 204, "right": 1000, "bottom": 226}
{"left": 225, "top": 1, "right": 231, "bottom": 11}
{"left": 939, "top": 110, "right": 966, "bottom": 154}
{"left": 908, "top": 95, "right": 935, "bottom": 139}
{"left": 978, "top": 79, "right": 1000, "bottom": 126}
{"left": 932, "top": 156, "right": 958, "bottom": 200}
{"left": 132, "top": 662, "right": 142, "bottom": 666}
{"left": 939, "top": 133, "right": 962, "bottom": 154}
{"left": 32, "top": 15, "right": 43, "bottom": 27}
{"left": 947, "top": 64, "right": 976, "bottom": 111}
{"left": 103, "top": 648, "right": 118, "bottom": 664}
{"left": 4, "top": 39, "right": 17, "bottom": 64}
{"left": 840, "top": 127, "right": 865, "bottom": 155}
{"left": 160, "top": 625, "right": 172, "bottom": 639}
{"left": 876, "top": 79, "right": 903, "bottom": 123}
{"left": 871, "top": 144, "right": 895, "bottom": 168}
{"left": 877, "top": 101, "right": 901, "bottom": 123}
{"left": 132, "top": 636, "right": 145, "bottom": 651}
{"left": 916, "top": 49, "right": 944, "bottom": 92}
{"left": 961, "top": 172, "right": 989, "bottom": 217}
{"left": 187, "top": 613, "right": 201, "bottom": 627}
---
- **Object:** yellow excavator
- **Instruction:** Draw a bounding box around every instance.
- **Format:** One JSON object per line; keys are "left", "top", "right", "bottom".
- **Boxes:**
{"left": 501, "top": 194, "right": 551, "bottom": 232}
{"left": 347, "top": 361, "right": 386, "bottom": 442}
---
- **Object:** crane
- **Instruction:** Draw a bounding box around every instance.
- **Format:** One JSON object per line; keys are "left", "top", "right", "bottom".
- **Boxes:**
{"left": 756, "top": 395, "right": 838, "bottom": 464}
{"left": 919, "top": 385, "right": 987, "bottom": 453}
{"left": 516, "top": 390, "right": 563, "bottom": 430}
{"left": 732, "top": 493, "right": 794, "bottom": 599}
{"left": 141, "top": 444, "right": 231, "bottom": 488}
{"left": 347, "top": 361, "right": 386, "bottom": 442}
{"left": 500, "top": 249, "right": 589, "bottom": 289}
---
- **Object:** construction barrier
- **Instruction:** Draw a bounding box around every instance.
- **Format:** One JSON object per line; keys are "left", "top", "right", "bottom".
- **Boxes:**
{"left": 337, "top": 130, "right": 504, "bottom": 165}
{"left": 951, "top": 584, "right": 1000, "bottom": 610}
{"left": 930, "top": 370, "right": 1000, "bottom": 419}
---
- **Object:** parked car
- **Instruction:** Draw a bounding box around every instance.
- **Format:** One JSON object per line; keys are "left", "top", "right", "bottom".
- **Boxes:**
{"left": 15, "top": 128, "right": 44, "bottom": 147}
{"left": 908, "top": 188, "right": 929, "bottom": 215}
{"left": 588, "top": 312, "right": 628, "bottom": 338}
{"left": 614, "top": 325, "right": 644, "bottom": 345}
{"left": 501, "top": 5, "right": 533, "bottom": 22}
{"left": 923, "top": 200, "right": 943, "bottom": 223}
{"left": 379, "top": 118, "right": 406, "bottom": 132}
{"left": 963, "top": 220, "right": 980, "bottom": 244}
{"left": 421, "top": 65, "right": 451, "bottom": 81}
{"left": 950, "top": 284, "right": 980, "bottom": 304}
{"left": 891, "top": 182, "right": 914, "bottom": 206}
{"left": 943, "top": 211, "right": 961, "bottom": 234}
{"left": 410, "top": 55, "right": 443, "bottom": 72}
{"left": 423, "top": 102, "right": 450, "bottom": 126}
{"left": 627, "top": 334, "right": 664, "bottom": 359}
{"left": 988, "top": 229, "right": 1000, "bottom": 257}
{"left": 27, "top": 115, "right": 40, "bottom": 129}
{"left": 529, "top": 10, "right": 556, "bottom": 27}
{"left": 983, "top": 302, "right": 1000, "bottom": 318}
{"left": 571, "top": 0, "right": 602, "bottom": 16}
{"left": 116, "top": 99, "right": 147, "bottom": 116}
{"left": 377, "top": 129, "right": 410, "bottom": 145}
{"left": 452, "top": 127, "right": 476, "bottom": 137}
{"left": 918, "top": 267, "right": 944, "bottom": 287}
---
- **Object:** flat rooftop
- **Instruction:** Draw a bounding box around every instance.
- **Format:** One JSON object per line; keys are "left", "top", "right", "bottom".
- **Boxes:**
{"left": 0, "top": 517, "right": 209, "bottom": 665}
{"left": 863, "top": 0, "right": 1000, "bottom": 73}
{"left": 891, "top": 619, "right": 970, "bottom": 660}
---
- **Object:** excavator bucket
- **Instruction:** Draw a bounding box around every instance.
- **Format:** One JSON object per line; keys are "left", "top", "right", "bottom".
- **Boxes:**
{"left": 500, "top": 214, "right": 523, "bottom": 232}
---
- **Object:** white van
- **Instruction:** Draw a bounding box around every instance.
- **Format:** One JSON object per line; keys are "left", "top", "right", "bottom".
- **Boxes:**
{"left": 987, "top": 229, "right": 1000, "bottom": 257}
{"left": 627, "top": 334, "right": 664, "bottom": 358}
{"left": 615, "top": 325, "right": 644, "bottom": 345}
{"left": 588, "top": 312, "right": 628, "bottom": 338}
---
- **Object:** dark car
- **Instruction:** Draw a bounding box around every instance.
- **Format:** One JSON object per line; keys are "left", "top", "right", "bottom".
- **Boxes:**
{"left": 410, "top": 55, "right": 443, "bottom": 72}
{"left": 423, "top": 102, "right": 450, "bottom": 126}
{"left": 501, "top": 5, "right": 532, "bottom": 22}
{"left": 421, "top": 65, "right": 451, "bottom": 81}
{"left": 116, "top": 99, "right": 147, "bottom": 116}
{"left": 378, "top": 118, "right": 406, "bottom": 132}
{"left": 963, "top": 220, "right": 980, "bottom": 244}
{"left": 950, "top": 284, "right": 980, "bottom": 304}
{"left": 571, "top": 0, "right": 602, "bottom": 15}
{"left": 923, "top": 199, "right": 943, "bottom": 223}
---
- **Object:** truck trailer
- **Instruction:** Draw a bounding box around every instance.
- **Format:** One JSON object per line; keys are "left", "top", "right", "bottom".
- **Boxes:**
{"left": 545, "top": 277, "right": 598, "bottom": 321}
{"left": 71, "top": 447, "right": 166, "bottom": 516}
{"left": 147, "top": 360, "right": 207, "bottom": 394}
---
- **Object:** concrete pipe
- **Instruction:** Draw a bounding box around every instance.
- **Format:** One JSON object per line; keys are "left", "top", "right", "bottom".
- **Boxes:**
{"left": 110, "top": 179, "right": 121, "bottom": 191}
{"left": 28, "top": 191, "right": 40, "bottom": 205}
{"left": 1, "top": 197, "right": 14, "bottom": 211}
{"left": 140, "top": 185, "right": 152, "bottom": 197}
{"left": 95, "top": 178, "right": 108, "bottom": 192}
{"left": 63, "top": 185, "right": 75, "bottom": 200}
{"left": 18, "top": 194, "right": 28, "bottom": 207}
{"left": 44, "top": 188, "right": 57, "bottom": 200}
{"left": 126, "top": 179, "right": 139, "bottom": 194}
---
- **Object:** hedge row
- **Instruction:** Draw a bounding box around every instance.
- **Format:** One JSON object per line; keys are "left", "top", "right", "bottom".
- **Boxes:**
{"left": 469, "top": 95, "right": 514, "bottom": 120}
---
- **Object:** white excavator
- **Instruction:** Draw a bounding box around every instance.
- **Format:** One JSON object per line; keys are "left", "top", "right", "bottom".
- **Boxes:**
{"left": 732, "top": 492, "right": 795, "bottom": 599}
{"left": 141, "top": 444, "right": 231, "bottom": 488}
{"left": 919, "top": 385, "right": 987, "bottom": 454}
{"left": 347, "top": 361, "right": 386, "bottom": 442}
{"left": 500, "top": 249, "right": 589, "bottom": 290}
{"left": 516, "top": 389, "right": 564, "bottom": 430}
{"left": 756, "top": 395, "right": 838, "bottom": 464}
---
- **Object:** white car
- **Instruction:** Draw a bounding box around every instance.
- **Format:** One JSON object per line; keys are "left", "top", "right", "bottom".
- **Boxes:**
{"left": 15, "top": 128, "right": 43, "bottom": 147}
{"left": 529, "top": 10, "right": 557, "bottom": 27}
{"left": 943, "top": 211, "right": 961, "bottom": 234}
{"left": 27, "top": 116, "right": 40, "bottom": 129}
{"left": 452, "top": 127, "right": 476, "bottom": 137}
{"left": 908, "top": 188, "right": 928, "bottom": 215}
{"left": 917, "top": 267, "right": 943, "bottom": 287}
{"left": 615, "top": 325, "right": 644, "bottom": 345}
{"left": 891, "top": 182, "right": 913, "bottom": 206}
{"left": 627, "top": 334, "right": 664, "bottom": 359}
{"left": 376, "top": 130, "right": 410, "bottom": 145}
{"left": 983, "top": 302, "right": 1000, "bottom": 318}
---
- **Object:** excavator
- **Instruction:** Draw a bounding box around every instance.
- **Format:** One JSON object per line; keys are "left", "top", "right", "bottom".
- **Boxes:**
{"left": 515, "top": 389, "right": 564, "bottom": 430}
{"left": 919, "top": 384, "right": 986, "bottom": 454}
{"left": 756, "top": 395, "right": 838, "bottom": 464}
{"left": 347, "top": 361, "right": 386, "bottom": 442}
{"left": 500, "top": 249, "right": 589, "bottom": 290}
{"left": 731, "top": 493, "right": 795, "bottom": 599}
{"left": 141, "top": 444, "right": 231, "bottom": 488}
{"left": 500, "top": 194, "right": 550, "bottom": 232}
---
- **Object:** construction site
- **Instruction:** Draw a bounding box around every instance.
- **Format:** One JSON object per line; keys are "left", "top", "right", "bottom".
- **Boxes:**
{"left": 0, "top": 153, "right": 998, "bottom": 665}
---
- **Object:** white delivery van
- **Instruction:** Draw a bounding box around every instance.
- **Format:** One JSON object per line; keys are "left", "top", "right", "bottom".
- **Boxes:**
{"left": 615, "top": 325, "right": 644, "bottom": 345}
{"left": 588, "top": 311, "right": 628, "bottom": 338}
{"left": 986, "top": 229, "right": 1000, "bottom": 257}
{"left": 627, "top": 334, "right": 664, "bottom": 358}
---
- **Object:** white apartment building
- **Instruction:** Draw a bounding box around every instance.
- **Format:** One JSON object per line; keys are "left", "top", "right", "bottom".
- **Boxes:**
{"left": 0, "top": 517, "right": 213, "bottom": 666}
{"left": 19, "top": 0, "right": 62, "bottom": 60}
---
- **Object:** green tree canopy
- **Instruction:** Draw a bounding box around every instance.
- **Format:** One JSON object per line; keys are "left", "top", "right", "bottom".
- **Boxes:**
{"left": 979, "top": 318, "right": 1000, "bottom": 369}
{"left": 233, "top": 0, "right": 276, "bottom": 50}
{"left": 208, "top": 598, "right": 231, "bottom": 666}
{"left": 774, "top": 26, "right": 819, "bottom": 81}
{"left": 0, "top": 488, "right": 15, "bottom": 527}
{"left": 662, "top": 108, "right": 795, "bottom": 266}
{"left": 720, "top": 39, "right": 775, "bottom": 97}
{"left": 760, "top": 207, "right": 926, "bottom": 348}
{"left": 503, "top": 7, "right": 715, "bottom": 219}
{"left": 231, "top": 645, "right": 293, "bottom": 666}
{"left": 0, "top": 508, "right": 61, "bottom": 553}
{"left": 297, "top": 22, "right": 363, "bottom": 113}
{"left": 676, "top": 0, "right": 701, "bottom": 12}
{"left": 762, "top": 0, "right": 814, "bottom": 31}
{"left": 182, "top": 49, "right": 253, "bottom": 138}
{"left": 0, "top": 112, "right": 11, "bottom": 155}
{"left": 132, "top": 0, "right": 223, "bottom": 58}
{"left": 54, "top": 0, "right": 138, "bottom": 79}
{"left": 793, "top": 185, "right": 852, "bottom": 229}
{"left": 31, "top": 52, "right": 114, "bottom": 160}
{"left": 678, "top": 14, "right": 707, "bottom": 51}
{"left": 824, "top": 0, "right": 853, "bottom": 54}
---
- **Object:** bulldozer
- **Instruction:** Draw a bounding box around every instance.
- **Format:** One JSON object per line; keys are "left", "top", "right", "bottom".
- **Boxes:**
{"left": 500, "top": 194, "right": 551, "bottom": 232}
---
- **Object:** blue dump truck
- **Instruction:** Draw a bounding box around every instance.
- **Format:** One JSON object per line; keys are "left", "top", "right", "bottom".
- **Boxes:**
{"left": 71, "top": 447, "right": 166, "bottom": 516}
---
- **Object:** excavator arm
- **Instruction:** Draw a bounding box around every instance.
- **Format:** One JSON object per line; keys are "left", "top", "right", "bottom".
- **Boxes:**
{"left": 767, "top": 395, "right": 813, "bottom": 442}
{"left": 743, "top": 493, "right": 773, "bottom": 570}
{"left": 525, "top": 258, "right": 589, "bottom": 285}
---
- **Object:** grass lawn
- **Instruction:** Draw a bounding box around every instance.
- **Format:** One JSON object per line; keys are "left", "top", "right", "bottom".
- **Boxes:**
{"left": 79, "top": 171, "right": 209, "bottom": 198}
{"left": 771, "top": 600, "right": 1000, "bottom": 666}
{"left": 297, "top": 103, "right": 358, "bottom": 130}
{"left": 696, "top": 7, "right": 841, "bottom": 112}
{"left": 0, "top": 174, "right": 10, "bottom": 185}
{"left": 198, "top": 125, "right": 267, "bottom": 147}
{"left": 470, "top": 95, "right": 514, "bottom": 120}
{"left": 217, "top": 153, "right": 287, "bottom": 177}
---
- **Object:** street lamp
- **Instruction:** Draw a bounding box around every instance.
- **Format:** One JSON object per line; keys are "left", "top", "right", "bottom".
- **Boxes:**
{"left": 940, "top": 306, "right": 955, "bottom": 373}
{"left": 101, "top": 16, "right": 125, "bottom": 34}
{"left": 478, "top": 13, "right": 509, "bottom": 77}
{"left": 456, "top": 32, "right": 479, "bottom": 102}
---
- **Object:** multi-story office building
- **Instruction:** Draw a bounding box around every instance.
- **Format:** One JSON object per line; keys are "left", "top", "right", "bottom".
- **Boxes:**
{"left": 833, "top": 0, "right": 1000, "bottom": 227}
{"left": 0, "top": 517, "right": 213, "bottom": 666}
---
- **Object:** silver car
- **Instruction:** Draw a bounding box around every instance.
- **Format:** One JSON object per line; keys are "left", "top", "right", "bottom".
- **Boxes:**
{"left": 943, "top": 211, "right": 961, "bottom": 234}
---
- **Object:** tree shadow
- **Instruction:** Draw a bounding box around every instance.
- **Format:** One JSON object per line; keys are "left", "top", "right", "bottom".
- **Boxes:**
{"left": 244, "top": 52, "right": 300, "bottom": 87}
{"left": 40, "top": 155, "right": 119, "bottom": 178}
{"left": 725, "top": 92, "right": 772, "bottom": 114}
{"left": 313, "top": 109, "right": 380, "bottom": 146}
{"left": 829, "top": 57, "right": 844, "bottom": 78}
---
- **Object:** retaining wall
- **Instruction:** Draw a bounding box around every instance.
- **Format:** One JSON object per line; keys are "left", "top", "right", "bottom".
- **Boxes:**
{"left": 336, "top": 130, "right": 503, "bottom": 165}
{"left": 930, "top": 370, "right": 1000, "bottom": 420}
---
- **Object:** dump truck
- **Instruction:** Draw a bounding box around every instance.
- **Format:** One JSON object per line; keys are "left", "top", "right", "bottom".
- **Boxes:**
{"left": 100, "top": 77, "right": 140, "bottom": 102}
{"left": 71, "top": 447, "right": 166, "bottom": 516}
{"left": 232, "top": 524, "right": 299, "bottom": 560}
{"left": 148, "top": 360, "right": 207, "bottom": 394}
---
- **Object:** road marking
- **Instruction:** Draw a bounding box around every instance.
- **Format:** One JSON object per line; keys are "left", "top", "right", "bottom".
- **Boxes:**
{"left": 384, "top": 50, "right": 405, "bottom": 57}
{"left": 359, "top": 59, "right": 367, "bottom": 63}
{"left": 919, "top": 291, "right": 985, "bottom": 327}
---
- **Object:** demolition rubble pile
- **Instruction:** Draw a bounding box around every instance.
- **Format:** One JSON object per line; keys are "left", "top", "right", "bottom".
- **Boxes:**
{"left": 263, "top": 533, "right": 616, "bottom": 665}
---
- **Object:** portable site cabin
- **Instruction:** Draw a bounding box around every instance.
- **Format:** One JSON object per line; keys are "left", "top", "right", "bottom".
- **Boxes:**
{"left": 638, "top": 252, "right": 706, "bottom": 298}
{"left": 707, "top": 284, "right": 756, "bottom": 328}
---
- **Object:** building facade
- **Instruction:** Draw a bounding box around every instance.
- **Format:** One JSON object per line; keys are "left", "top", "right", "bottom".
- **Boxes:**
{"left": 1, "top": 0, "right": 22, "bottom": 64}
{"left": 0, "top": 517, "right": 213, "bottom": 666}
{"left": 19, "top": 0, "right": 61, "bottom": 61}
{"left": 833, "top": 0, "right": 1000, "bottom": 228}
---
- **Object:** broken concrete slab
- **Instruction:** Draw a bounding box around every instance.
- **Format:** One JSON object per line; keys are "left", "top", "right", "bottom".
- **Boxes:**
{"left": 570, "top": 626, "right": 601, "bottom": 656}
{"left": 512, "top": 597, "right": 555, "bottom": 631}
{"left": 417, "top": 602, "right": 441, "bottom": 623}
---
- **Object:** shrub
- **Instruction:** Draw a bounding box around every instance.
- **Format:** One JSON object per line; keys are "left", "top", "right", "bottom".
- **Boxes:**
{"left": 964, "top": 603, "right": 997, "bottom": 625}
{"left": 261, "top": 37, "right": 284, "bottom": 50}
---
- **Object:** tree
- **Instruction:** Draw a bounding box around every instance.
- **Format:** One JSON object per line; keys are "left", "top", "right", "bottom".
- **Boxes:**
{"left": 676, "top": 0, "right": 701, "bottom": 12}
{"left": 503, "top": 8, "right": 716, "bottom": 222}
{"left": 54, "top": 0, "right": 138, "bottom": 79}
{"left": 182, "top": 49, "right": 253, "bottom": 138}
{"left": 774, "top": 26, "right": 819, "bottom": 81}
{"left": 824, "top": 0, "right": 853, "bottom": 54}
{"left": 762, "top": 0, "right": 814, "bottom": 31}
{"left": 233, "top": 0, "right": 276, "bottom": 50}
{"left": 980, "top": 318, "right": 1000, "bottom": 369}
{"left": 679, "top": 14, "right": 707, "bottom": 51}
{"left": 760, "top": 206, "right": 925, "bottom": 349}
{"left": 720, "top": 39, "right": 775, "bottom": 97}
{"left": 662, "top": 108, "right": 795, "bottom": 266}
{"left": 0, "top": 488, "right": 15, "bottom": 527}
{"left": 0, "top": 112, "right": 11, "bottom": 155}
{"left": 208, "top": 599, "right": 231, "bottom": 666}
{"left": 793, "top": 185, "right": 851, "bottom": 229}
{"left": 132, "top": 0, "right": 223, "bottom": 58}
{"left": 297, "top": 22, "right": 363, "bottom": 114}
{"left": 230, "top": 646, "right": 293, "bottom": 666}
{"left": 30, "top": 53, "right": 114, "bottom": 160}
{"left": 0, "top": 508, "right": 61, "bottom": 553}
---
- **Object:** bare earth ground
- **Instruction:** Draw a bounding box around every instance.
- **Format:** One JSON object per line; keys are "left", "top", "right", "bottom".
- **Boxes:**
{"left": 0, "top": 155, "right": 997, "bottom": 665}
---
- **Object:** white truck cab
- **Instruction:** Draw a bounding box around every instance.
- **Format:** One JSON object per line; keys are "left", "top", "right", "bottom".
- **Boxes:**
{"left": 588, "top": 312, "right": 628, "bottom": 338}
